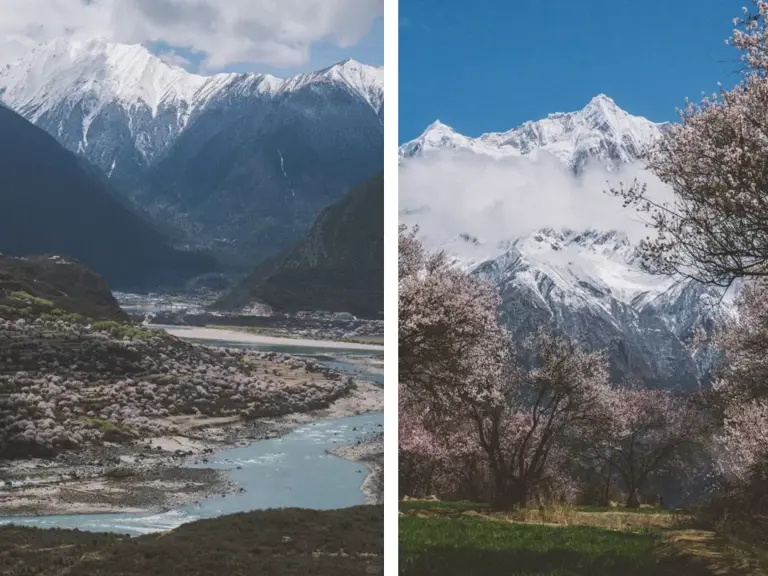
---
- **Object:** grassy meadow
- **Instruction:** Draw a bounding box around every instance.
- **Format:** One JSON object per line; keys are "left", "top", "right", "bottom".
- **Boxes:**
{"left": 399, "top": 500, "right": 768, "bottom": 576}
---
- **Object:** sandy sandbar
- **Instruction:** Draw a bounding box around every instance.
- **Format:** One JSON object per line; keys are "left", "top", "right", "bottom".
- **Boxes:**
{"left": 153, "top": 325, "right": 384, "bottom": 351}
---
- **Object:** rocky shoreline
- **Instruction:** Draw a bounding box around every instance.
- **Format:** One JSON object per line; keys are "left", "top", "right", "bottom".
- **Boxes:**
{"left": 328, "top": 433, "right": 384, "bottom": 505}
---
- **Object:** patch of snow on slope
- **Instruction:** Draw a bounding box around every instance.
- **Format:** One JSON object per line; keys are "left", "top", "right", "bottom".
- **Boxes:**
{"left": 512, "top": 228, "right": 674, "bottom": 304}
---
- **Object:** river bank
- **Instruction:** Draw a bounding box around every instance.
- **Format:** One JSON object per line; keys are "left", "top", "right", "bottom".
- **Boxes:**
{"left": 0, "top": 316, "right": 384, "bottom": 526}
{"left": 328, "top": 435, "right": 383, "bottom": 505}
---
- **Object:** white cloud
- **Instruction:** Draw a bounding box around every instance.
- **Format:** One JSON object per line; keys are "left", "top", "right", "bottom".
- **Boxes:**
{"left": 0, "top": 0, "right": 383, "bottom": 70}
{"left": 157, "top": 49, "right": 191, "bottom": 69}
{"left": 399, "top": 150, "right": 674, "bottom": 255}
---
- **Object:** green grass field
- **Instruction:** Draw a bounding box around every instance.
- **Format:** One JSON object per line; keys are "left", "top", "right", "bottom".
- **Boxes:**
{"left": 401, "top": 500, "right": 491, "bottom": 512}
{"left": 399, "top": 501, "right": 766, "bottom": 576}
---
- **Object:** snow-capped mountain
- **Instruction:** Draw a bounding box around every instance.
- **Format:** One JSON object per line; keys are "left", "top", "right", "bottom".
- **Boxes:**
{"left": 0, "top": 38, "right": 384, "bottom": 126}
{"left": 399, "top": 94, "right": 664, "bottom": 172}
{"left": 471, "top": 229, "right": 730, "bottom": 389}
{"left": 0, "top": 38, "right": 384, "bottom": 264}
{"left": 0, "top": 38, "right": 384, "bottom": 183}
{"left": 401, "top": 97, "right": 728, "bottom": 389}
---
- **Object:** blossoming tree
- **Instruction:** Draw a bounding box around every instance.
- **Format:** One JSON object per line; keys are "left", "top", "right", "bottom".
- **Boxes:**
{"left": 609, "top": 2, "right": 768, "bottom": 288}
{"left": 580, "top": 385, "right": 703, "bottom": 507}
{"left": 472, "top": 331, "right": 613, "bottom": 509}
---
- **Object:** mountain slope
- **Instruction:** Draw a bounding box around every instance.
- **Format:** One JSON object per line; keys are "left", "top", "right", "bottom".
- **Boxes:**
{"left": 400, "top": 96, "right": 727, "bottom": 389}
{"left": 0, "top": 39, "right": 384, "bottom": 264}
{"left": 134, "top": 73, "right": 383, "bottom": 263}
{"left": 0, "top": 254, "right": 127, "bottom": 321}
{"left": 216, "top": 173, "right": 383, "bottom": 318}
{"left": 0, "top": 39, "right": 384, "bottom": 186}
{"left": 0, "top": 104, "right": 215, "bottom": 290}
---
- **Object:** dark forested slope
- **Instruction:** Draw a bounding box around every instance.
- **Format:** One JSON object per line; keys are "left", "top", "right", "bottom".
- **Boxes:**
{"left": 216, "top": 173, "right": 383, "bottom": 318}
{"left": 0, "top": 105, "right": 215, "bottom": 291}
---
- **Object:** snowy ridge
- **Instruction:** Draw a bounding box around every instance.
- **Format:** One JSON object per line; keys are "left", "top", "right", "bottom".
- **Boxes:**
{"left": 445, "top": 227, "right": 676, "bottom": 313}
{"left": 280, "top": 58, "right": 384, "bottom": 115}
{"left": 0, "top": 38, "right": 384, "bottom": 118}
{"left": 425, "top": 221, "right": 734, "bottom": 388}
{"left": 0, "top": 38, "right": 207, "bottom": 121}
{"left": 503, "top": 228, "right": 672, "bottom": 305}
{"left": 399, "top": 94, "right": 664, "bottom": 171}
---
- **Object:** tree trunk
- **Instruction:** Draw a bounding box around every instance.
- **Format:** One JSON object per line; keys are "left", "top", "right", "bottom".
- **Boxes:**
{"left": 602, "top": 473, "right": 612, "bottom": 507}
{"left": 491, "top": 467, "right": 509, "bottom": 510}
{"left": 460, "top": 455, "right": 480, "bottom": 502}
{"left": 491, "top": 476, "right": 528, "bottom": 510}
{"left": 625, "top": 473, "right": 650, "bottom": 509}
{"left": 514, "top": 482, "right": 529, "bottom": 509}
{"left": 424, "top": 462, "right": 435, "bottom": 498}
{"left": 626, "top": 488, "right": 640, "bottom": 508}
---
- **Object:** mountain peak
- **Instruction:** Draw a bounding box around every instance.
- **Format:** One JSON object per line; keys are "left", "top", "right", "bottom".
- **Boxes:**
{"left": 587, "top": 93, "right": 617, "bottom": 106}
{"left": 332, "top": 57, "right": 365, "bottom": 69}
{"left": 581, "top": 93, "right": 625, "bottom": 119}
{"left": 397, "top": 119, "right": 478, "bottom": 159}
{"left": 314, "top": 58, "right": 383, "bottom": 114}
{"left": 323, "top": 57, "right": 382, "bottom": 79}
{"left": 424, "top": 119, "right": 454, "bottom": 133}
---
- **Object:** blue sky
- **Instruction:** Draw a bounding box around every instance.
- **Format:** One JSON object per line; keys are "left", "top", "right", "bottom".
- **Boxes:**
{"left": 400, "top": 0, "right": 745, "bottom": 143}
{"left": 150, "top": 16, "right": 383, "bottom": 77}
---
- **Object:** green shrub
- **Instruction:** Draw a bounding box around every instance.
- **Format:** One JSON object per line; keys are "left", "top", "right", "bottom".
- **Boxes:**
{"left": 84, "top": 418, "right": 132, "bottom": 441}
{"left": 91, "top": 320, "right": 150, "bottom": 340}
{"left": 8, "top": 291, "right": 53, "bottom": 307}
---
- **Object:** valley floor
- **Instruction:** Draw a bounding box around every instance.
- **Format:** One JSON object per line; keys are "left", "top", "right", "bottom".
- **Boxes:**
{"left": 399, "top": 501, "right": 768, "bottom": 576}
{"left": 0, "top": 380, "right": 382, "bottom": 517}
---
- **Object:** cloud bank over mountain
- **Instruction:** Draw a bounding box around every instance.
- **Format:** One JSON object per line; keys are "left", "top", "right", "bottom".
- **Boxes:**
{"left": 0, "top": 0, "right": 383, "bottom": 70}
{"left": 400, "top": 151, "right": 672, "bottom": 259}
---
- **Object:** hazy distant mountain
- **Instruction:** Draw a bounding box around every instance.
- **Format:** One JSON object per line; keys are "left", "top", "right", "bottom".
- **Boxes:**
{"left": 0, "top": 104, "right": 215, "bottom": 291}
{"left": 0, "top": 38, "right": 384, "bottom": 265}
{"left": 216, "top": 173, "right": 383, "bottom": 318}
